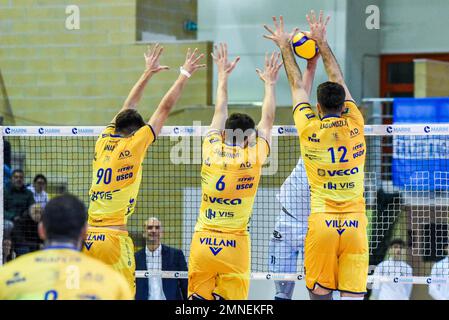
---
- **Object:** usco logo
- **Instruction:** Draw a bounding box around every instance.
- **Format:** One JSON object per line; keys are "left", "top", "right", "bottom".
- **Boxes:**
{"left": 424, "top": 126, "right": 431, "bottom": 133}
{"left": 38, "top": 127, "right": 44, "bottom": 134}
{"left": 173, "top": 127, "right": 179, "bottom": 134}
{"left": 386, "top": 126, "right": 393, "bottom": 133}
{"left": 174, "top": 272, "right": 180, "bottom": 278}
{"left": 72, "top": 127, "right": 78, "bottom": 134}
{"left": 4, "top": 127, "right": 10, "bottom": 134}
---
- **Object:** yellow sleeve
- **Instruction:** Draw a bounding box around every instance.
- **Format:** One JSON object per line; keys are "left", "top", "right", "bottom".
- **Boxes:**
{"left": 256, "top": 136, "right": 270, "bottom": 162}
{"left": 131, "top": 124, "right": 156, "bottom": 146}
{"left": 293, "top": 102, "right": 318, "bottom": 135}
{"left": 202, "top": 129, "right": 223, "bottom": 154}
{"left": 341, "top": 100, "right": 364, "bottom": 127}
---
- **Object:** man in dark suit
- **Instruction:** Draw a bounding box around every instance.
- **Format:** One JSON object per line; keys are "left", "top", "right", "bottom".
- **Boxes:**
{"left": 135, "top": 217, "right": 188, "bottom": 300}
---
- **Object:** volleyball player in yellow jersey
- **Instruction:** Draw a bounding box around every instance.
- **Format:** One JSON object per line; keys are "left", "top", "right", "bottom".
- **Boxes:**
{"left": 0, "top": 194, "right": 133, "bottom": 300}
{"left": 188, "top": 43, "right": 283, "bottom": 300}
{"left": 83, "top": 44, "right": 205, "bottom": 293}
{"left": 264, "top": 12, "right": 368, "bottom": 300}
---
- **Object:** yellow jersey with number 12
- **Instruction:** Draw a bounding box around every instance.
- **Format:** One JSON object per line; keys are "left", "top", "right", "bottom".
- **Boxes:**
{"left": 88, "top": 124, "right": 155, "bottom": 226}
{"left": 0, "top": 247, "right": 133, "bottom": 300}
{"left": 195, "top": 130, "right": 270, "bottom": 234}
{"left": 293, "top": 100, "right": 366, "bottom": 214}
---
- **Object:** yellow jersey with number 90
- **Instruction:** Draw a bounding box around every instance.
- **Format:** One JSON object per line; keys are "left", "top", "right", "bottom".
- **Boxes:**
{"left": 293, "top": 100, "right": 366, "bottom": 214}
{"left": 195, "top": 130, "right": 270, "bottom": 234}
{"left": 88, "top": 124, "right": 155, "bottom": 226}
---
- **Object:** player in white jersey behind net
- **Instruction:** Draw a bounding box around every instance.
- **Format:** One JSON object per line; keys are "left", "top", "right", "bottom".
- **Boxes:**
{"left": 268, "top": 53, "right": 319, "bottom": 300}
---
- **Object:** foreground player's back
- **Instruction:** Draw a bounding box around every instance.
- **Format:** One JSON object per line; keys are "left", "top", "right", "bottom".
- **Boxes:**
{"left": 0, "top": 247, "right": 133, "bottom": 300}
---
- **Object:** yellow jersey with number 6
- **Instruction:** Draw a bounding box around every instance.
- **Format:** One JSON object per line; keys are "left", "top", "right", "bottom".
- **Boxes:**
{"left": 0, "top": 247, "right": 133, "bottom": 300}
{"left": 293, "top": 100, "right": 366, "bottom": 214}
{"left": 88, "top": 124, "right": 155, "bottom": 226}
{"left": 195, "top": 130, "right": 270, "bottom": 234}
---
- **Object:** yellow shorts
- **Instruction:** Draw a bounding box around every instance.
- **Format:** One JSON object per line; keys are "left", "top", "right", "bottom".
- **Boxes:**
{"left": 304, "top": 212, "right": 369, "bottom": 294}
{"left": 82, "top": 227, "right": 136, "bottom": 295}
{"left": 188, "top": 230, "right": 250, "bottom": 300}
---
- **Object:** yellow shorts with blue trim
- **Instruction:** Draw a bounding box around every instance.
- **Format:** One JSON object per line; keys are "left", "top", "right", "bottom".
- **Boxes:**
{"left": 82, "top": 227, "right": 136, "bottom": 295}
{"left": 304, "top": 212, "right": 369, "bottom": 294}
{"left": 188, "top": 230, "right": 250, "bottom": 300}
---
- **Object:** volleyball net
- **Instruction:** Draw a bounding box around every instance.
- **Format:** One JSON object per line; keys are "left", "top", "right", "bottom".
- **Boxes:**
{"left": 1, "top": 124, "right": 449, "bottom": 286}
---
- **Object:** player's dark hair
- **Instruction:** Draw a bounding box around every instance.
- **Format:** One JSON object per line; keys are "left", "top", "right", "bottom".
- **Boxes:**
{"left": 317, "top": 81, "right": 346, "bottom": 114}
{"left": 390, "top": 238, "right": 406, "bottom": 248}
{"left": 225, "top": 113, "right": 255, "bottom": 132}
{"left": 43, "top": 194, "right": 87, "bottom": 242}
{"left": 12, "top": 169, "right": 24, "bottom": 176}
{"left": 115, "top": 109, "right": 145, "bottom": 136}
{"left": 33, "top": 173, "right": 47, "bottom": 184}
{"left": 224, "top": 113, "right": 256, "bottom": 145}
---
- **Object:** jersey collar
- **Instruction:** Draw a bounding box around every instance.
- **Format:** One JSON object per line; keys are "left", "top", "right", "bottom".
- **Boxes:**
{"left": 44, "top": 244, "right": 79, "bottom": 251}
{"left": 321, "top": 114, "right": 342, "bottom": 120}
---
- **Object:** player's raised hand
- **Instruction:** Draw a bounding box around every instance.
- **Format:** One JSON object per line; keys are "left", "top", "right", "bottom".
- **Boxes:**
{"left": 306, "top": 10, "right": 331, "bottom": 44}
{"left": 181, "top": 48, "right": 206, "bottom": 76}
{"left": 211, "top": 43, "right": 240, "bottom": 77}
{"left": 263, "top": 16, "right": 299, "bottom": 48}
{"left": 307, "top": 51, "right": 321, "bottom": 67}
{"left": 256, "top": 52, "right": 283, "bottom": 85}
{"left": 144, "top": 43, "right": 170, "bottom": 73}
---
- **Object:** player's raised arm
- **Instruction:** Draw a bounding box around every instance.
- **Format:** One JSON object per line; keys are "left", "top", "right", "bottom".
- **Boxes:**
{"left": 210, "top": 43, "right": 240, "bottom": 131}
{"left": 303, "top": 52, "right": 320, "bottom": 96}
{"left": 111, "top": 44, "right": 169, "bottom": 124}
{"left": 256, "top": 52, "right": 283, "bottom": 145}
{"left": 263, "top": 16, "right": 310, "bottom": 106}
{"left": 306, "top": 10, "right": 353, "bottom": 101}
{"left": 148, "top": 48, "right": 206, "bottom": 136}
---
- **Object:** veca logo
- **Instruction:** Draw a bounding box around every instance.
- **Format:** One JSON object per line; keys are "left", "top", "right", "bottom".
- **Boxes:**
{"left": 72, "top": 127, "right": 78, "bottom": 134}
{"left": 424, "top": 126, "right": 431, "bottom": 133}
{"left": 386, "top": 126, "right": 393, "bottom": 133}
{"left": 318, "top": 167, "right": 359, "bottom": 177}
{"left": 203, "top": 194, "right": 242, "bottom": 205}
{"left": 38, "top": 127, "right": 44, "bottom": 134}
{"left": 4, "top": 127, "right": 11, "bottom": 134}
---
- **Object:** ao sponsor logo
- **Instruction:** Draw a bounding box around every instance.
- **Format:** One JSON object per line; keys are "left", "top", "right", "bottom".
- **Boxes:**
{"left": 350, "top": 128, "right": 360, "bottom": 137}
{"left": 118, "top": 150, "right": 132, "bottom": 160}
